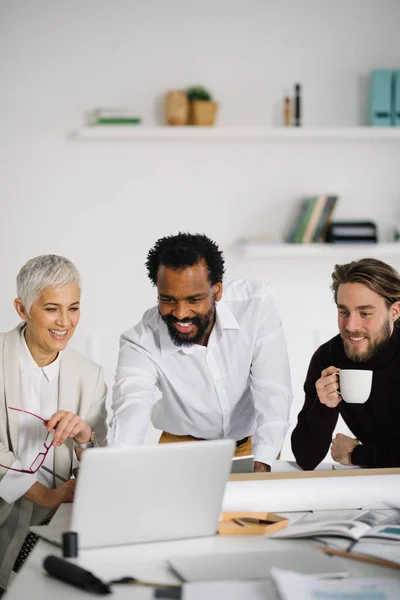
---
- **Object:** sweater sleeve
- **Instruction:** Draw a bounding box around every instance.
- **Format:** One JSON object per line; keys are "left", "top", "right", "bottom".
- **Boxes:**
{"left": 351, "top": 442, "right": 400, "bottom": 468}
{"left": 291, "top": 349, "right": 339, "bottom": 470}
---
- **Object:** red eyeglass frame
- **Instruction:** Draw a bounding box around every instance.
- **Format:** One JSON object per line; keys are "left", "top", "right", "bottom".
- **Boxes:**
{"left": 0, "top": 407, "right": 54, "bottom": 474}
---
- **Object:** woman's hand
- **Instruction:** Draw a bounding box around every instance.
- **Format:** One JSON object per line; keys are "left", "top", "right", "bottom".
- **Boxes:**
{"left": 43, "top": 479, "right": 76, "bottom": 510}
{"left": 24, "top": 479, "right": 76, "bottom": 510}
{"left": 46, "top": 411, "right": 91, "bottom": 446}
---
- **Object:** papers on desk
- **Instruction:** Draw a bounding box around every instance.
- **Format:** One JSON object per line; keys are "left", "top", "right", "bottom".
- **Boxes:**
{"left": 271, "top": 509, "right": 400, "bottom": 546}
{"left": 271, "top": 568, "right": 400, "bottom": 600}
{"left": 182, "top": 570, "right": 400, "bottom": 600}
{"left": 182, "top": 580, "right": 279, "bottom": 600}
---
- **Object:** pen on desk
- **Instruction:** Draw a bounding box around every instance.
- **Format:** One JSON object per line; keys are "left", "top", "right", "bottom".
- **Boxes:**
{"left": 233, "top": 517, "right": 275, "bottom": 526}
{"left": 41, "top": 465, "right": 68, "bottom": 482}
{"left": 110, "top": 577, "right": 181, "bottom": 589}
{"left": 319, "top": 546, "right": 400, "bottom": 571}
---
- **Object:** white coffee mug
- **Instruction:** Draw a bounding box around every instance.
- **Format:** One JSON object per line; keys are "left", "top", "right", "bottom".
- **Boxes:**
{"left": 339, "top": 369, "right": 373, "bottom": 404}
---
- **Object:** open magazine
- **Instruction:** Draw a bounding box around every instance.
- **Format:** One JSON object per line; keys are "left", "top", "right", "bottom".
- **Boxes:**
{"left": 271, "top": 509, "right": 400, "bottom": 545}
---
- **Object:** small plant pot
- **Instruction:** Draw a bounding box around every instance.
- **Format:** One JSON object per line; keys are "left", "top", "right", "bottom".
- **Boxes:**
{"left": 189, "top": 101, "right": 218, "bottom": 126}
{"left": 165, "top": 90, "right": 189, "bottom": 126}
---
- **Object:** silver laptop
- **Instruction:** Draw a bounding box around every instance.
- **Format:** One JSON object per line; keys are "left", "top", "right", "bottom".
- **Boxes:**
{"left": 31, "top": 439, "right": 235, "bottom": 548}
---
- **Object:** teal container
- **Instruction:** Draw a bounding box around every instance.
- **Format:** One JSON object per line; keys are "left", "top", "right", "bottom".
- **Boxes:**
{"left": 394, "top": 71, "right": 400, "bottom": 126}
{"left": 369, "top": 70, "right": 393, "bottom": 126}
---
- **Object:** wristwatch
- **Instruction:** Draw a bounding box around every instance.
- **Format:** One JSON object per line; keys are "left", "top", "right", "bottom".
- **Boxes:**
{"left": 74, "top": 431, "right": 96, "bottom": 449}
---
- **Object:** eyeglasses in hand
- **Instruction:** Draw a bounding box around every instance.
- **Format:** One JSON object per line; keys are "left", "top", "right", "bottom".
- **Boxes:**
{"left": 0, "top": 407, "right": 54, "bottom": 474}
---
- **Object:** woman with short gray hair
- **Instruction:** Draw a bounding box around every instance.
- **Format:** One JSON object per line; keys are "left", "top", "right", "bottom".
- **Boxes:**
{"left": 16, "top": 254, "right": 82, "bottom": 315}
{"left": 0, "top": 255, "right": 108, "bottom": 596}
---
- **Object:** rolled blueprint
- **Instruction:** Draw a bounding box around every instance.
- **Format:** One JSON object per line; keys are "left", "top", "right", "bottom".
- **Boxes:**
{"left": 222, "top": 474, "right": 400, "bottom": 512}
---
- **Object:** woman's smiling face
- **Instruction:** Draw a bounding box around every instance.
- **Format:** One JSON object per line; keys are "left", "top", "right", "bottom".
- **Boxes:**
{"left": 15, "top": 283, "right": 81, "bottom": 365}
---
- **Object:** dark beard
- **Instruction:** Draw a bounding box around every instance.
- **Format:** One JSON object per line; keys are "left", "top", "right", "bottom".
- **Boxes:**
{"left": 342, "top": 319, "right": 392, "bottom": 362}
{"left": 161, "top": 306, "right": 215, "bottom": 347}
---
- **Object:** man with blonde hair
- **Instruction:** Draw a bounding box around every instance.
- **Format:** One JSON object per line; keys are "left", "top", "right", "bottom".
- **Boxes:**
{"left": 292, "top": 258, "right": 400, "bottom": 470}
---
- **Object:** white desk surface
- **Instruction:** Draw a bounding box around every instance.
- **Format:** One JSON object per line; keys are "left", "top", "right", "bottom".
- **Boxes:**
{"left": 7, "top": 513, "right": 400, "bottom": 600}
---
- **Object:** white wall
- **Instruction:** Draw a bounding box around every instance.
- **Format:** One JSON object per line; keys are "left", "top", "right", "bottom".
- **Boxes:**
{"left": 1, "top": 0, "right": 400, "bottom": 459}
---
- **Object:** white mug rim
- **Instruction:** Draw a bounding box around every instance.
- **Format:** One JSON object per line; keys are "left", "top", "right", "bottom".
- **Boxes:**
{"left": 339, "top": 369, "right": 373, "bottom": 374}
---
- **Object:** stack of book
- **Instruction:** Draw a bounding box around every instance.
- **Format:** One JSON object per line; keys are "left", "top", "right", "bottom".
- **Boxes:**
{"left": 287, "top": 195, "right": 339, "bottom": 244}
{"left": 87, "top": 109, "right": 142, "bottom": 126}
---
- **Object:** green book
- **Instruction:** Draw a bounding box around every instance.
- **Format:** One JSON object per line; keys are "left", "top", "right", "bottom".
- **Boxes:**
{"left": 293, "top": 198, "right": 317, "bottom": 243}
{"left": 287, "top": 200, "right": 309, "bottom": 243}
{"left": 313, "top": 195, "right": 339, "bottom": 242}
{"left": 92, "top": 117, "right": 142, "bottom": 125}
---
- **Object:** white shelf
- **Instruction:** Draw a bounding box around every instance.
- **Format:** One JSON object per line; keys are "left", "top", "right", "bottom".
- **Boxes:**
{"left": 238, "top": 242, "right": 400, "bottom": 259}
{"left": 68, "top": 126, "right": 400, "bottom": 142}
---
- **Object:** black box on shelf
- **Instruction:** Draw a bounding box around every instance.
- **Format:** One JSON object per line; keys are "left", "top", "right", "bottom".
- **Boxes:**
{"left": 326, "top": 221, "right": 378, "bottom": 244}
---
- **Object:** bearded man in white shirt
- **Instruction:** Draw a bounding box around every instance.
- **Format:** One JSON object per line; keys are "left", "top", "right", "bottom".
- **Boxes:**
{"left": 0, "top": 255, "right": 107, "bottom": 596}
{"left": 110, "top": 232, "right": 292, "bottom": 473}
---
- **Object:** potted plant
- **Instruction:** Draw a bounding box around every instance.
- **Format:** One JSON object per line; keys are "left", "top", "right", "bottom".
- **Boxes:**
{"left": 186, "top": 85, "right": 219, "bottom": 126}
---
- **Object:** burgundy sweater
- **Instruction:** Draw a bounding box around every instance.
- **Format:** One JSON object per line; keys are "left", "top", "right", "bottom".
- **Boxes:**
{"left": 291, "top": 328, "right": 400, "bottom": 470}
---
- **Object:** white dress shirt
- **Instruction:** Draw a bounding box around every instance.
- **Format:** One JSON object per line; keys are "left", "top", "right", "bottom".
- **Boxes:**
{"left": 110, "top": 279, "right": 293, "bottom": 465}
{"left": 0, "top": 330, "right": 59, "bottom": 505}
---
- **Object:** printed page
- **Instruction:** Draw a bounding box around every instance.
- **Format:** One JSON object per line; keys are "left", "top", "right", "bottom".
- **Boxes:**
{"left": 182, "top": 580, "right": 279, "bottom": 600}
{"left": 274, "top": 509, "right": 400, "bottom": 543}
{"left": 353, "top": 508, "right": 400, "bottom": 528}
{"left": 359, "top": 523, "right": 400, "bottom": 544}
{"left": 314, "top": 509, "right": 400, "bottom": 550}
{"left": 271, "top": 568, "right": 400, "bottom": 600}
{"left": 300, "top": 509, "right": 366, "bottom": 525}
{"left": 271, "top": 518, "right": 371, "bottom": 540}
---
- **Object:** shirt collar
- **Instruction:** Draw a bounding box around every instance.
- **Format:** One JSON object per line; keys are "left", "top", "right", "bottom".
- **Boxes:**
{"left": 20, "top": 326, "right": 61, "bottom": 382}
{"left": 159, "top": 298, "right": 240, "bottom": 358}
{"left": 216, "top": 297, "right": 240, "bottom": 330}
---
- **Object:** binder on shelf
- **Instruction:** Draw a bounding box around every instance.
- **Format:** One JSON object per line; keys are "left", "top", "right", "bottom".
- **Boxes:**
{"left": 369, "top": 70, "right": 393, "bottom": 127}
{"left": 326, "top": 221, "right": 378, "bottom": 244}
{"left": 395, "top": 71, "right": 400, "bottom": 127}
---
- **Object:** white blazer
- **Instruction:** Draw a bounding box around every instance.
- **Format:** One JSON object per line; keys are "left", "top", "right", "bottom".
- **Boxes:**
{"left": 0, "top": 324, "right": 108, "bottom": 589}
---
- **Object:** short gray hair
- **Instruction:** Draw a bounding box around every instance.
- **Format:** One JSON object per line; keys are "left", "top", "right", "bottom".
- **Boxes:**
{"left": 17, "top": 255, "right": 81, "bottom": 313}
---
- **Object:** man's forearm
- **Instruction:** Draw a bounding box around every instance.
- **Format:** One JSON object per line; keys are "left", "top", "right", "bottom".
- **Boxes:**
{"left": 291, "top": 398, "right": 338, "bottom": 470}
{"left": 109, "top": 399, "right": 153, "bottom": 446}
{"left": 351, "top": 443, "right": 400, "bottom": 468}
